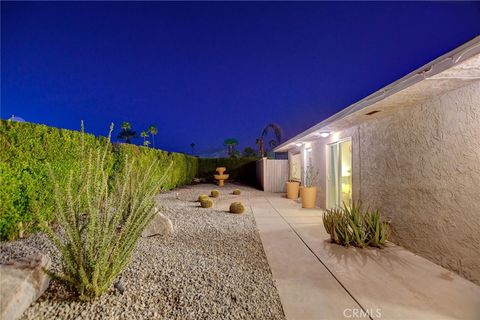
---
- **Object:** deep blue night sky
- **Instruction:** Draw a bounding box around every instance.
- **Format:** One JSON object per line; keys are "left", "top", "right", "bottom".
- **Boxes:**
{"left": 2, "top": 1, "right": 479, "bottom": 154}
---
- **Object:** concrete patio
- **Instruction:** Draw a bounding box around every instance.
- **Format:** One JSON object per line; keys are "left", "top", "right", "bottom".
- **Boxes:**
{"left": 249, "top": 193, "right": 480, "bottom": 320}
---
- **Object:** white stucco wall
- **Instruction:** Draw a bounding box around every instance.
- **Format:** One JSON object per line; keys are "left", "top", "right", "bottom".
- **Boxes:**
{"left": 291, "top": 82, "right": 480, "bottom": 284}
{"left": 358, "top": 81, "right": 480, "bottom": 285}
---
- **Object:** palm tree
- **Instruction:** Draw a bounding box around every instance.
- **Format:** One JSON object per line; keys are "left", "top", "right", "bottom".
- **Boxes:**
{"left": 117, "top": 121, "right": 137, "bottom": 144}
{"left": 256, "top": 138, "right": 264, "bottom": 158}
{"left": 140, "top": 131, "right": 149, "bottom": 146}
{"left": 121, "top": 121, "right": 131, "bottom": 131}
{"left": 268, "top": 139, "right": 278, "bottom": 149}
{"left": 223, "top": 138, "right": 239, "bottom": 157}
{"left": 190, "top": 143, "right": 196, "bottom": 155}
{"left": 257, "top": 123, "right": 283, "bottom": 157}
{"left": 148, "top": 125, "right": 158, "bottom": 148}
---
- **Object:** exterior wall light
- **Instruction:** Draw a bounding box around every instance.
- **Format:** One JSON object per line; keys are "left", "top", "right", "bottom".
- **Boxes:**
{"left": 318, "top": 132, "right": 331, "bottom": 138}
{"left": 295, "top": 143, "right": 303, "bottom": 147}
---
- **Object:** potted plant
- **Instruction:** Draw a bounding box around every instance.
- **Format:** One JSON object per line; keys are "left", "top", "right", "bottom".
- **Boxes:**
{"left": 285, "top": 179, "right": 300, "bottom": 199}
{"left": 301, "top": 165, "right": 319, "bottom": 208}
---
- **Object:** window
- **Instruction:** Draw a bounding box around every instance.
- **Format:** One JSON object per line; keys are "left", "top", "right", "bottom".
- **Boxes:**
{"left": 326, "top": 139, "right": 352, "bottom": 208}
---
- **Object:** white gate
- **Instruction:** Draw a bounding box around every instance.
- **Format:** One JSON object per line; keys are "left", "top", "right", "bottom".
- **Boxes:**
{"left": 256, "top": 158, "right": 288, "bottom": 192}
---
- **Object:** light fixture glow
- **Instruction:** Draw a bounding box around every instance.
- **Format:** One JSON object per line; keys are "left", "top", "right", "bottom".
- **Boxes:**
{"left": 318, "top": 131, "right": 331, "bottom": 138}
{"left": 295, "top": 143, "right": 302, "bottom": 147}
{"left": 306, "top": 148, "right": 312, "bottom": 152}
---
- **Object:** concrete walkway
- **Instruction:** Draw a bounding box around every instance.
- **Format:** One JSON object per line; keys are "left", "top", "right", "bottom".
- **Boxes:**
{"left": 250, "top": 194, "right": 480, "bottom": 320}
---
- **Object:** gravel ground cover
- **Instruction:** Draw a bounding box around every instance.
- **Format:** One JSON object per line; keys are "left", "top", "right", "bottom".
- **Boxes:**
{"left": 0, "top": 183, "right": 285, "bottom": 320}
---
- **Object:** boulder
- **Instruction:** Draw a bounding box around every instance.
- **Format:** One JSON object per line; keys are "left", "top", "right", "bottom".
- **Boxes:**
{"left": 142, "top": 209, "right": 173, "bottom": 237}
{"left": 0, "top": 254, "right": 51, "bottom": 320}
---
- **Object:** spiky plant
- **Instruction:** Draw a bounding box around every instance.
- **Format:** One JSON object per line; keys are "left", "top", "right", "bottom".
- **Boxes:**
{"left": 322, "top": 207, "right": 344, "bottom": 245}
{"left": 210, "top": 190, "right": 220, "bottom": 198}
{"left": 334, "top": 208, "right": 353, "bottom": 246}
{"left": 40, "top": 123, "right": 169, "bottom": 301}
{"left": 323, "top": 202, "right": 390, "bottom": 248}
{"left": 343, "top": 202, "right": 367, "bottom": 248}
{"left": 364, "top": 209, "right": 390, "bottom": 247}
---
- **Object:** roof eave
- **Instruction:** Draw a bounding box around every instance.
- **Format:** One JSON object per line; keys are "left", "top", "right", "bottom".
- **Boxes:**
{"left": 274, "top": 35, "right": 480, "bottom": 153}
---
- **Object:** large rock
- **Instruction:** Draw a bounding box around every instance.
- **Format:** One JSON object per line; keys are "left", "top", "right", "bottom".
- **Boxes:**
{"left": 142, "top": 208, "right": 173, "bottom": 237}
{"left": 0, "top": 254, "right": 51, "bottom": 320}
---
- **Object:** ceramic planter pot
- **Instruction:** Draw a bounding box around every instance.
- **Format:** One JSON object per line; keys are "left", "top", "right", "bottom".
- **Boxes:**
{"left": 301, "top": 186, "right": 317, "bottom": 208}
{"left": 285, "top": 181, "right": 300, "bottom": 199}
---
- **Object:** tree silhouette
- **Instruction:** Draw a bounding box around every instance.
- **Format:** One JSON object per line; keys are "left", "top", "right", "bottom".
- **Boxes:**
{"left": 117, "top": 121, "right": 137, "bottom": 144}
{"left": 257, "top": 123, "right": 283, "bottom": 157}
{"left": 148, "top": 125, "right": 158, "bottom": 148}
{"left": 243, "top": 147, "right": 257, "bottom": 157}
{"left": 140, "top": 131, "right": 149, "bottom": 146}
{"left": 223, "top": 138, "right": 239, "bottom": 157}
{"left": 268, "top": 139, "right": 278, "bottom": 149}
{"left": 256, "top": 138, "right": 264, "bottom": 158}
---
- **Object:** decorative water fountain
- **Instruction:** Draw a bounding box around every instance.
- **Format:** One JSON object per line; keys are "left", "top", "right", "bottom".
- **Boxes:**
{"left": 214, "top": 167, "right": 229, "bottom": 186}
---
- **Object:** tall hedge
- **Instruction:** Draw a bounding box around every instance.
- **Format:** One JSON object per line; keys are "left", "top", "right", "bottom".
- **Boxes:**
{"left": 0, "top": 120, "right": 198, "bottom": 240}
{"left": 198, "top": 157, "right": 257, "bottom": 185}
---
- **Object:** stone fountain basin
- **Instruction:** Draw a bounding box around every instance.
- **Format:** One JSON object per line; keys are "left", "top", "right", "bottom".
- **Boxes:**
{"left": 214, "top": 174, "right": 229, "bottom": 180}
{"left": 216, "top": 167, "right": 227, "bottom": 175}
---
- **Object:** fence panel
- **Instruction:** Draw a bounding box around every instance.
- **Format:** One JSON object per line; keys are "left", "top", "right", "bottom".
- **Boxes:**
{"left": 256, "top": 158, "right": 288, "bottom": 192}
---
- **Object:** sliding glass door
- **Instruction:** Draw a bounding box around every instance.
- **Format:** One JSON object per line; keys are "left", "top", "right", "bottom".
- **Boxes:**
{"left": 327, "top": 139, "right": 352, "bottom": 209}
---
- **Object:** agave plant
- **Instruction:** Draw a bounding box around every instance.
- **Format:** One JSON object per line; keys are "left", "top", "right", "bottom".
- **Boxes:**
{"left": 364, "top": 209, "right": 390, "bottom": 247}
{"left": 323, "top": 207, "right": 345, "bottom": 245}
{"left": 343, "top": 202, "right": 367, "bottom": 248}
{"left": 40, "top": 123, "right": 170, "bottom": 300}
{"left": 323, "top": 202, "right": 390, "bottom": 248}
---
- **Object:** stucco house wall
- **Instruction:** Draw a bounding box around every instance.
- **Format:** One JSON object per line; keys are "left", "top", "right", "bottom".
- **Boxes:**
{"left": 288, "top": 82, "right": 480, "bottom": 284}
{"left": 358, "top": 81, "right": 480, "bottom": 285}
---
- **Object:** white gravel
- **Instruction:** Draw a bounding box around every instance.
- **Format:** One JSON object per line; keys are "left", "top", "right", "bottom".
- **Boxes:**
{"left": 0, "top": 183, "right": 285, "bottom": 320}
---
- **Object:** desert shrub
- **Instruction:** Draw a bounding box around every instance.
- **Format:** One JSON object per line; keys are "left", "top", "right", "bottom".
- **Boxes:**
{"left": 0, "top": 120, "right": 198, "bottom": 240}
{"left": 198, "top": 194, "right": 209, "bottom": 202}
{"left": 200, "top": 198, "right": 213, "bottom": 208}
{"left": 229, "top": 202, "right": 245, "bottom": 214}
{"left": 232, "top": 189, "right": 241, "bottom": 195}
{"left": 322, "top": 202, "right": 389, "bottom": 248}
{"left": 40, "top": 125, "right": 168, "bottom": 300}
{"left": 210, "top": 189, "right": 220, "bottom": 198}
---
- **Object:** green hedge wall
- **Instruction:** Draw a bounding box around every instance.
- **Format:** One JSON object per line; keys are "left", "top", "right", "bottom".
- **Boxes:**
{"left": 0, "top": 120, "right": 198, "bottom": 240}
{"left": 198, "top": 157, "right": 257, "bottom": 185}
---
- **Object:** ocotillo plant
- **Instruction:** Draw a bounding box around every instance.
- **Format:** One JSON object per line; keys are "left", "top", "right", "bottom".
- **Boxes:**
{"left": 40, "top": 123, "right": 170, "bottom": 300}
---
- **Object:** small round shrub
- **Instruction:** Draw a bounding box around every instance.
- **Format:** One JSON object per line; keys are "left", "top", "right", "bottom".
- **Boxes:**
{"left": 229, "top": 202, "right": 245, "bottom": 214}
{"left": 232, "top": 189, "right": 241, "bottom": 195}
{"left": 198, "top": 194, "right": 209, "bottom": 202}
{"left": 210, "top": 190, "right": 220, "bottom": 198}
{"left": 200, "top": 198, "right": 214, "bottom": 208}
